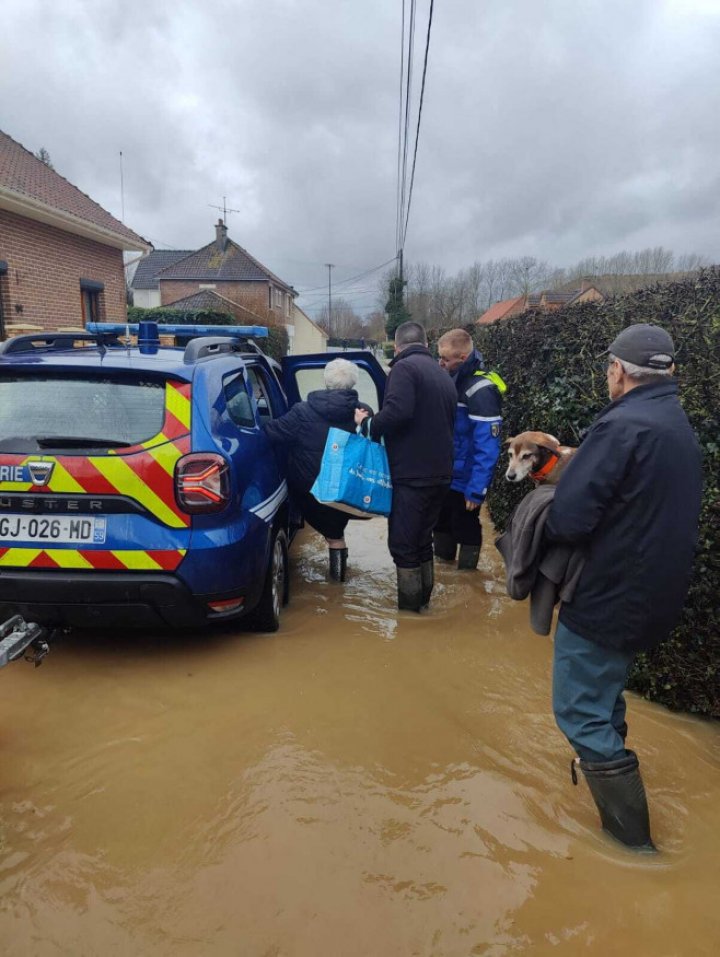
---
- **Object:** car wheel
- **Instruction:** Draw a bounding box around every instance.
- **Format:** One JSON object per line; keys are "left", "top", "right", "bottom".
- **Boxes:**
{"left": 247, "top": 528, "right": 288, "bottom": 632}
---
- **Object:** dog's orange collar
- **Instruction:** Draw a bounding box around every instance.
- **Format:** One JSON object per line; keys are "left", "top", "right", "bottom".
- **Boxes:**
{"left": 530, "top": 450, "right": 560, "bottom": 481}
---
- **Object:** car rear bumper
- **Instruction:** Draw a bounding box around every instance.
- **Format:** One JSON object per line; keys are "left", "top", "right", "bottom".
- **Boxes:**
{"left": 0, "top": 569, "right": 251, "bottom": 629}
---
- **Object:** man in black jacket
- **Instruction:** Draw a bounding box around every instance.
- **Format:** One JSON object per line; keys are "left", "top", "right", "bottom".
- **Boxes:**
{"left": 355, "top": 321, "right": 456, "bottom": 611}
{"left": 545, "top": 324, "right": 702, "bottom": 850}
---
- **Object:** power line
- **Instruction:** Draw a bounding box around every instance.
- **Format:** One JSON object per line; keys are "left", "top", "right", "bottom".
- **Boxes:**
{"left": 294, "top": 256, "right": 397, "bottom": 294}
{"left": 394, "top": 0, "right": 435, "bottom": 285}
{"left": 395, "top": 0, "right": 406, "bottom": 257}
{"left": 403, "top": 0, "right": 435, "bottom": 246}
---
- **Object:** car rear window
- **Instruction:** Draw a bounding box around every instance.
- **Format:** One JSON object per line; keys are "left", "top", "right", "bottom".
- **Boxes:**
{"left": 0, "top": 374, "right": 167, "bottom": 452}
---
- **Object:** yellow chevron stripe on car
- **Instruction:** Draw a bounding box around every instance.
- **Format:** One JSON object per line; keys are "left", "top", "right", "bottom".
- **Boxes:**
{"left": 43, "top": 549, "right": 94, "bottom": 569}
{"left": 90, "top": 455, "right": 186, "bottom": 528}
{"left": 141, "top": 435, "right": 180, "bottom": 476}
{"left": 43, "top": 458, "right": 86, "bottom": 494}
{"left": 111, "top": 550, "right": 162, "bottom": 570}
{"left": 166, "top": 384, "right": 191, "bottom": 429}
{"left": 0, "top": 547, "right": 42, "bottom": 566}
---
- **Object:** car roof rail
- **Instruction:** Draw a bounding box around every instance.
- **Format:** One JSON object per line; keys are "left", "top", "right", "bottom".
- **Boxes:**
{"left": 0, "top": 331, "right": 120, "bottom": 355}
{"left": 183, "top": 336, "right": 263, "bottom": 363}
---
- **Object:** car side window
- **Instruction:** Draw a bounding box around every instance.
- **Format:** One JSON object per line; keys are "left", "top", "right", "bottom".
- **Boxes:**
{"left": 224, "top": 374, "right": 256, "bottom": 428}
{"left": 246, "top": 367, "right": 275, "bottom": 422}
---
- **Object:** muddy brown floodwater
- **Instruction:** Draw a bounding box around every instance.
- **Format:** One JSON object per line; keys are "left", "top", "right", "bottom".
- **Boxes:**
{"left": 1, "top": 517, "right": 719, "bottom": 956}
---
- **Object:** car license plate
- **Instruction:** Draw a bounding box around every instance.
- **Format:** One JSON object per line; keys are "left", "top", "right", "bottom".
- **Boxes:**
{"left": 0, "top": 514, "right": 107, "bottom": 545}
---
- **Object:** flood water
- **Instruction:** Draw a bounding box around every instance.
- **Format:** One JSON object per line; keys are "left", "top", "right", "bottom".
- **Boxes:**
{"left": 1, "top": 516, "right": 719, "bottom": 956}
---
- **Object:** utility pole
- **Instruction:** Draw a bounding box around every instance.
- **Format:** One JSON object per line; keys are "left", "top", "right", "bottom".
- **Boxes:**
{"left": 325, "top": 263, "right": 334, "bottom": 338}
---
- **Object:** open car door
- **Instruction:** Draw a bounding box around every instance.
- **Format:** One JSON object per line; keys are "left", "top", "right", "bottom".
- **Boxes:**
{"left": 280, "top": 351, "right": 386, "bottom": 413}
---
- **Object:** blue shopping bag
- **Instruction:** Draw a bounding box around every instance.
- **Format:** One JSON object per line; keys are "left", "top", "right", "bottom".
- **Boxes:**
{"left": 310, "top": 427, "right": 393, "bottom": 518}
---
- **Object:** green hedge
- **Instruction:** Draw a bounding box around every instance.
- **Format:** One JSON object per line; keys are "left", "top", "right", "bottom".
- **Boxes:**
{"left": 442, "top": 270, "right": 719, "bottom": 717}
{"left": 127, "top": 306, "right": 237, "bottom": 326}
{"left": 126, "top": 306, "right": 288, "bottom": 359}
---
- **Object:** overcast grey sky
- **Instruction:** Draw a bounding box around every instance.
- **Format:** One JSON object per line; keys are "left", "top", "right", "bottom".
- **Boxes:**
{"left": 2, "top": 0, "right": 720, "bottom": 316}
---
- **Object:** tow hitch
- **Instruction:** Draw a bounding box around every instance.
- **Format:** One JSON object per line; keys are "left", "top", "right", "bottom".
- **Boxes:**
{"left": 0, "top": 615, "right": 50, "bottom": 668}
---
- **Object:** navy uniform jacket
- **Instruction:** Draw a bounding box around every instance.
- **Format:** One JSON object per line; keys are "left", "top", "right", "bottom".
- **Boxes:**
{"left": 450, "top": 351, "right": 503, "bottom": 504}
{"left": 369, "top": 344, "right": 456, "bottom": 485}
{"left": 545, "top": 380, "right": 702, "bottom": 653}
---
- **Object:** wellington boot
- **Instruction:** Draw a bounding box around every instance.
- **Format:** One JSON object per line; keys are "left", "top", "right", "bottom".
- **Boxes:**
{"left": 397, "top": 566, "right": 424, "bottom": 613}
{"left": 457, "top": 545, "right": 481, "bottom": 570}
{"left": 573, "top": 750, "right": 656, "bottom": 852}
{"left": 433, "top": 531, "right": 456, "bottom": 562}
{"left": 328, "top": 548, "right": 348, "bottom": 582}
{"left": 420, "top": 560, "right": 434, "bottom": 607}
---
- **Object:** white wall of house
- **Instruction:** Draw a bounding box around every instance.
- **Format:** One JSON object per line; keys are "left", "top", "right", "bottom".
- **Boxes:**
{"left": 291, "top": 305, "right": 328, "bottom": 354}
{"left": 133, "top": 288, "right": 162, "bottom": 308}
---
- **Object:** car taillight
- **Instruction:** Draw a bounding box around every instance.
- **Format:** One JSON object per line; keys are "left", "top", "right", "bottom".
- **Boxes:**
{"left": 175, "top": 453, "right": 230, "bottom": 513}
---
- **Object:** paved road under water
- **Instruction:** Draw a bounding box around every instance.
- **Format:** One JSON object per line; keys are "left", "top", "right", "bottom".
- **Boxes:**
{"left": 1, "top": 517, "right": 719, "bottom": 956}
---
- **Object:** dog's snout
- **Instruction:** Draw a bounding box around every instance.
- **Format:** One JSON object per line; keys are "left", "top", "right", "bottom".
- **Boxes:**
{"left": 505, "top": 469, "right": 517, "bottom": 482}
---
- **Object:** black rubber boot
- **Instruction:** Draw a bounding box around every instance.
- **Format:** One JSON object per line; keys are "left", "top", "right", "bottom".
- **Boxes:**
{"left": 420, "top": 560, "right": 434, "bottom": 607}
{"left": 457, "top": 545, "right": 481, "bottom": 570}
{"left": 397, "top": 566, "right": 424, "bottom": 613}
{"left": 329, "top": 548, "right": 348, "bottom": 582}
{"left": 433, "top": 531, "right": 456, "bottom": 562}
{"left": 572, "top": 750, "right": 656, "bottom": 852}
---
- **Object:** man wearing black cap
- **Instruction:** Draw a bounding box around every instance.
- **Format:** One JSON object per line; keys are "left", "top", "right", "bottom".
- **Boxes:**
{"left": 545, "top": 323, "right": 702, "bottom": 851}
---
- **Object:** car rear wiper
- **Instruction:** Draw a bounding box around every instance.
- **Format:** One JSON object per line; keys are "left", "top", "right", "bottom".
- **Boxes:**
{"left": 35, "top": 435, "right": 133, "bottom": 449}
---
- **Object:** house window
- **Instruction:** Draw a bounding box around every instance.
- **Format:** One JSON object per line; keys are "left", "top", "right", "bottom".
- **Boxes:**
{"left": 80, "top": 279, "right": 105, "bottom": 326}
{"left": 286, "top": 293, "right": 292, "bottom": 317}
{"left": 273, "top": 287, "right": 283, "bottom": 309}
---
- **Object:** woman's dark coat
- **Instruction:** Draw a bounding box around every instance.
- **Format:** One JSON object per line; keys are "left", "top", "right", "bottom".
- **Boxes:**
{"left": 263, "top": 389, "right": 364, "bottom": 493}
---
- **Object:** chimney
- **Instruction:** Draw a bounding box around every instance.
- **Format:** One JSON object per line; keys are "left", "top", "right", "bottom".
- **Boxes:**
{"left": 215, "top": 218, "right": 228, "bottom": 252}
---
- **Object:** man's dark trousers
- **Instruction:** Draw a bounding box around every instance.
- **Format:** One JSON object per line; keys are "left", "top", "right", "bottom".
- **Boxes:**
{"left": 389, "top": 484, "right": 448, "bottom": 567}
{"left": 435, "top": 488, "right": 482, "bottom": 548}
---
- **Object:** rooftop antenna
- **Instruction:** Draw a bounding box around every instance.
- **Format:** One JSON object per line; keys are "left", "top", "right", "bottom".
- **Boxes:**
{"left": 208, "top": 196, "right": 240, "bottom": 222}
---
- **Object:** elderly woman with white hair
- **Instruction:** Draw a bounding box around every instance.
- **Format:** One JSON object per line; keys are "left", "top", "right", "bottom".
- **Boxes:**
{"left": 263, "top": 358, "right": 372, "bottom": 581}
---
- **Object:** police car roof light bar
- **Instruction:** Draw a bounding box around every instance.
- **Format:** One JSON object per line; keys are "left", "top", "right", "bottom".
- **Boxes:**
{"left": 87, "top": 322, "right": 269, "bottom": 339}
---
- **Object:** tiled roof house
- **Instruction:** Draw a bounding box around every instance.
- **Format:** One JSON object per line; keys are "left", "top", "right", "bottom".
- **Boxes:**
{"left": 0, "top": 129, "right": 150, "bottom": 336}
{"left": 132, "top": 220, "right": 327, "bottom": 353}
{"left": 151, "top": 220, "right": 296, "bottom": 323}
{"left": 130, "top": 249, "right": 194, "bottom": 307}
{"left": 477, "top": 286, "right": 603, "bottom": 326}
{"left": 476, "top": 296, "right": 525, "bottom": 325}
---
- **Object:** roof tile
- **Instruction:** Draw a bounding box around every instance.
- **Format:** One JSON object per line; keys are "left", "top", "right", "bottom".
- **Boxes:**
{"left": 0, "top": 129, "right": 149, "bottom": 249}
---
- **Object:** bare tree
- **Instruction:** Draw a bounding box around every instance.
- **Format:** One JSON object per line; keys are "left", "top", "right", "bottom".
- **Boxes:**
{"left": 317, "top": 297, "right": 365, "bottom": 339}
{"left": 508, "top": 256, "right": 552, "bottom": 296}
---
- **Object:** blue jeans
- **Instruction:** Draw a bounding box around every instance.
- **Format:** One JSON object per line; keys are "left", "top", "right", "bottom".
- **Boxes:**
{"left": 552, "top": 620, "right": 634, "bottom": 763}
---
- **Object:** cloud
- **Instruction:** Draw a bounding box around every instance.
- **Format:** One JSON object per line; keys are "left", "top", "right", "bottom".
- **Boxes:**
{"left": 1, "top": 0, "right": 719, "bottom": 316}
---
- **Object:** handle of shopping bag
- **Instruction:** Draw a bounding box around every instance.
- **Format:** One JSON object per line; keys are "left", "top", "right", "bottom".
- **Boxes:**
{"left": 356, "top": 418, "right": 385, "bottom": 447}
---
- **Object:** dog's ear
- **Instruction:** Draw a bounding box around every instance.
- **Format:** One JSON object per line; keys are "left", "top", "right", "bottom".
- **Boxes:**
{"left": 504, "top": 436, "right": 516, "bottom": 446}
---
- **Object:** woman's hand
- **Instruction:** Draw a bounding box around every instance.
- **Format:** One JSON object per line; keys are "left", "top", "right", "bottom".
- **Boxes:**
{"left": 354, "top": 408, "right": 370, "bottom": 426}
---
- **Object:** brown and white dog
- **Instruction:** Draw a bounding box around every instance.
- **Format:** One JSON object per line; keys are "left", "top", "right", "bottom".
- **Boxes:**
{"left": 505, "top": 431, "right": 577, "bottom": 485}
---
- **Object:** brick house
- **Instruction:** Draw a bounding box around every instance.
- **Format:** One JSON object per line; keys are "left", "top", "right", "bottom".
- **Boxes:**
{"left": 131, "top": 220, "right": 328, "bottom": 353}
{"left": 0, "top": 129, "right": 150, "bottom": 338}
{"left": 477, "top": 283, "right": 604, "bottom": 325}
{"left": 154, "top": 220, "right": 296, "bottom": 322}
{"left": 130, "top": 249, "right": 193, "bottom": 308}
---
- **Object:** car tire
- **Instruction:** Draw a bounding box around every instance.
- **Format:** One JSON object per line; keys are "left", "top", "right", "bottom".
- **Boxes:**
{"left": 247, "top": 527, "right": 289, "bottom": 633}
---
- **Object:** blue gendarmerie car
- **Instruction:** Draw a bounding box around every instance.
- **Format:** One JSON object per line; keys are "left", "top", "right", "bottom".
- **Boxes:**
{"left": 0, "top": 322, "right": 385, "bottom": 631}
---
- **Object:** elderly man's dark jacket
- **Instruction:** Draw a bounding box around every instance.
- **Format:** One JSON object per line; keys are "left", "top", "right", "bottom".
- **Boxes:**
{"left": 369, "top": 344, "right": 456, "bottom": 484}
{"left": 545, "top": 380, "right": 702, "bottom": 653}
{"left": 264, "top": 389, "right": 364, "bottom": 493}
